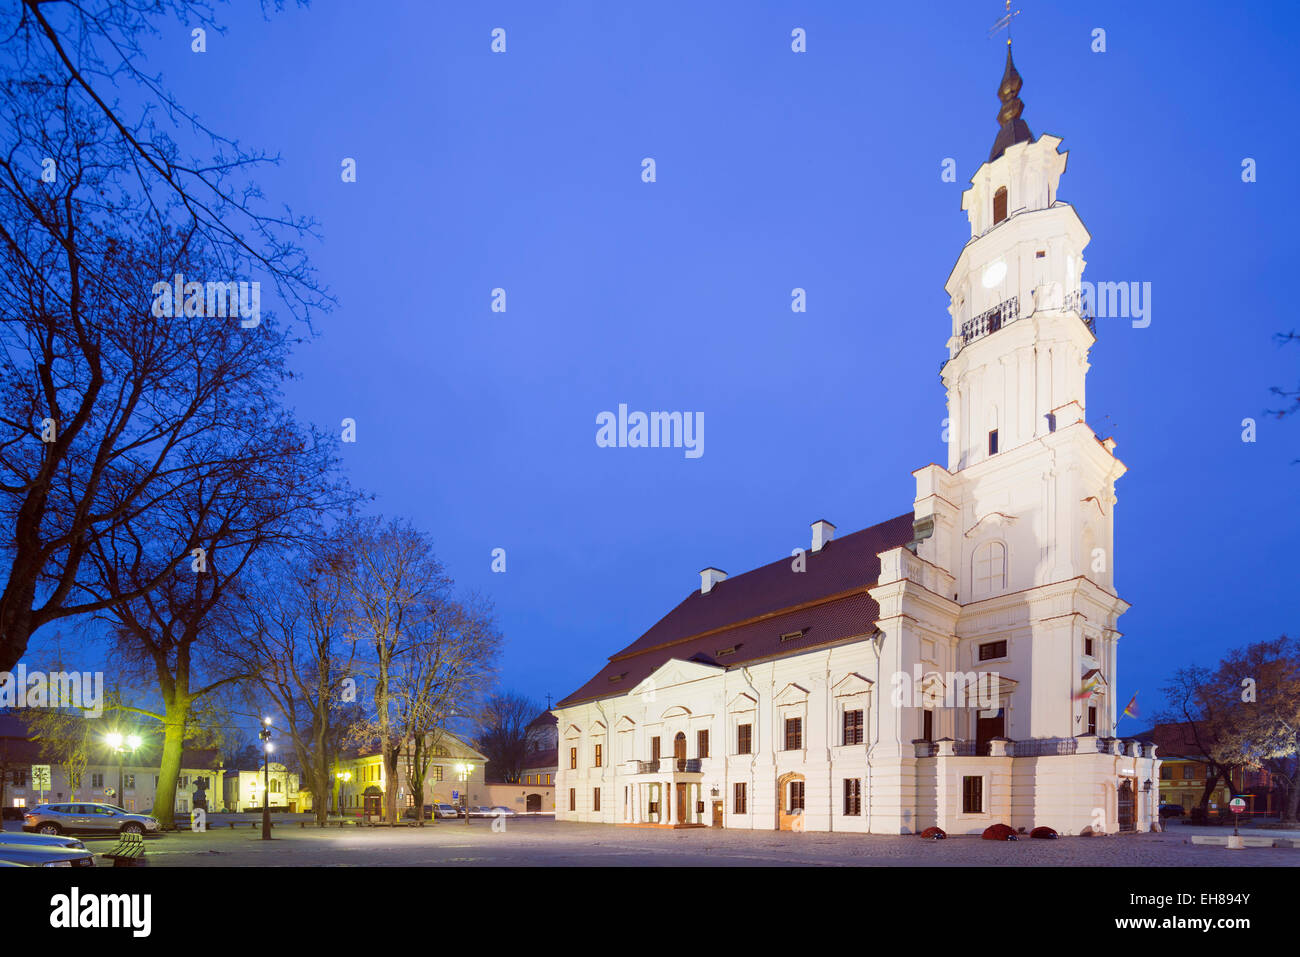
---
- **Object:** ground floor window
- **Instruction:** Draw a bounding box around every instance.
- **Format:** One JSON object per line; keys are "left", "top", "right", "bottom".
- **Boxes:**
{"left": 593, "top": 788, "right": 600, "bottom": 812}
{"left": 788, "top": 780, "right": 805, "bottom": 812}
{"left": 734, "top": 782, "right": 747, "bottom": 814}
{"left": 569, "top": 788, "right": 576, "bottom": 812}
{"left": 962, "top": 776, "right": 983, "bottom": 814}
{"left": 843, "top": 778, "right": 861, "bottom": 816}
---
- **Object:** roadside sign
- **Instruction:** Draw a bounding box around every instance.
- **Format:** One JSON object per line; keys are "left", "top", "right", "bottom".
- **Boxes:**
{"left": 30, "top": 765, "right": 50, "bottom": 790}
{"left": 451, "top": 790, "right": 458, "bottom": 801}
{"left": 1230, "top": 797, "right": 1246, "bottom": 814}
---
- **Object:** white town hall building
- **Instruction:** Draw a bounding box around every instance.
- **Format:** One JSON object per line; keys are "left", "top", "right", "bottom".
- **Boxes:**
{"left": 554, "top": 45, "right": 1160, "bottom": 836}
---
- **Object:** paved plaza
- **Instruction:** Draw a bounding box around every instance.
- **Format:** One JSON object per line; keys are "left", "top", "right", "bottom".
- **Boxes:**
{"left": 6, "top": 818, "right": 1296, "bottom": 866}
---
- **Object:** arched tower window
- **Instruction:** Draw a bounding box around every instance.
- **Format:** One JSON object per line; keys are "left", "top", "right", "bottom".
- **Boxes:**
{"left": 973, "top": 541, "right": 1007, "bottom": 597}
{"left": 992, "top": 186, "right": 1008, "bottom": 225}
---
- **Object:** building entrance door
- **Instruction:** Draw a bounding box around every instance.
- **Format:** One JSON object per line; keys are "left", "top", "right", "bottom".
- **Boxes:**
{"left": 676, "top": 783, "right": 688, "bottom": 823}
{"left": 712, "top": 800, "right": 723, "bottom": 827}
{"left": 777, "top": 774, "right": 805, "bottom": 831}
{"left": 1118, "top": 779, "right": 1135, "bottom": 832}
{"left": 975, "top": 708, "right": 1004, "bottom": 755}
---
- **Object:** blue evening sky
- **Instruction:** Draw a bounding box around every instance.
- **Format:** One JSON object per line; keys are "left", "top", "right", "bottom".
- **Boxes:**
{"left": 65, "top": 1, "right": 1300, "bottom": 723}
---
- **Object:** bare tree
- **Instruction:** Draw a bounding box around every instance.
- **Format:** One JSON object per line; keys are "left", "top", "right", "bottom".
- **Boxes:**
{"left": 0, "top": 2, "right": 329, "bottom": 672}
{"left": 1158, "top": 666, "right": 1247, "bottom": 819}
{"left": 341, "top": 518, "right": 500, "bottom": 825}
{"left": 474, "top": 691, "right": 541, "bottom": 784}
{"left": 1212, "top": 636, "right": 1300, "bottom": 823}
{"left": 224, "top": 543, "right": 359, "bottom": 826}
{"left": 72, "top": 403, "right": 351, "bottom": 828}
{"left": 396, "top": 595, "right": 500, "bottom": 821}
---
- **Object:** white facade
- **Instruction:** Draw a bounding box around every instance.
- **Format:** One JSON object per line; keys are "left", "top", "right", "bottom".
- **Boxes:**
{"left": 223, "top": 764, "right": 300, "bottom": 812}
{"left": 555, "top": 59, "right": 1159, "bottom": 837}
{"left": 5, "top": 762, "right": 221, "bottom": 815}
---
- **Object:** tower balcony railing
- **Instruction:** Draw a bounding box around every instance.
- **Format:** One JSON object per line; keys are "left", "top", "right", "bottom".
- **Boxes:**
{"left": 1062, "top": 289, "right": 1097, "bottom": 337}
{"left": 942, "top": 290, "right": 1095, "bottom": 371}
{"left": 961, "top": 295, "right": 1020, "bottom": 347}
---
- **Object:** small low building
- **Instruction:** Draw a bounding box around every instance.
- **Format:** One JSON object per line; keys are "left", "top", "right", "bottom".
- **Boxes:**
{"left": 336, "top": 730, "right": 487, "bottom": 817}
{"left": 222, "top": 763, "right": 301, "bottom": 812}
{"left": 0, "top": 714, "right": 223, "bottom": 815}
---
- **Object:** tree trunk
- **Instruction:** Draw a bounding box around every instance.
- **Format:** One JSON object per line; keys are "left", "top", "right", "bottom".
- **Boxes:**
{"left": 152, "top": 700, "right": 189, "bottom": 830}
{"left": 1284, "top": 775, "right": 1300, "bottom": 825}
{"left": 383, "top": 748, "right": 399, "bottom": 825}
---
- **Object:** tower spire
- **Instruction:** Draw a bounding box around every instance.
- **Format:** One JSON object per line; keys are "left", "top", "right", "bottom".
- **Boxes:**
{"left": 987, "top": 32, "right": 1033, "bottom": 162}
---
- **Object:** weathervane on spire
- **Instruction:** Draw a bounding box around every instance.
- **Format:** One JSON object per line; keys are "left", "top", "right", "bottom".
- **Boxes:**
{"left": 988, "top": 0, "right": 1021, "bottom": 45}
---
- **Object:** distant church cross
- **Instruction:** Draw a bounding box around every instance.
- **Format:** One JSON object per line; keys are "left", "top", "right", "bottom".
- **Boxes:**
{"left": 545, "top": 693, "right": 553, "bottom": 708}
{"left": 988, "top": 0, "right": 1021, "bottom": 43}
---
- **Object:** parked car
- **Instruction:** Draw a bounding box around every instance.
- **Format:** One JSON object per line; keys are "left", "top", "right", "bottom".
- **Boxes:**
{"left": 23, "top": 803, "right": 160, "bottom": 836}
{"left": 433, "top": 804, "right": 460, "bottom": 819}
{"left": 468, "top": 806, "right": 495, "bottom": 818}
{"left": 402, "top": 805, "right": 435, "bottom": 821}
{"left": 0, "top": 831, "right": 87, "bottom": 850}
{"left": 0, "top": 842, "right": 95, "bottom": 867}
{"left": 1159, "top": 804, "right": 1186, "bottom": 819}
{"left": 489, "top": 806, "right": 517, "bottom": 817}
{"left": 1, "top": 807, "right": 26, "bottom": 821}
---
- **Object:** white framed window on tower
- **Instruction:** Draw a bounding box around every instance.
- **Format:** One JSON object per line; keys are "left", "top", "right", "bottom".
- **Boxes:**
{"left": 973, "top": 541, "right": 1007, "bottom": 597}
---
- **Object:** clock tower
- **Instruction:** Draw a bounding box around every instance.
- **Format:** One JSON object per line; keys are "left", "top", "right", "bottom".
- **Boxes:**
{"left": 910, "top": 43, "right": 1129, "bottom": 742}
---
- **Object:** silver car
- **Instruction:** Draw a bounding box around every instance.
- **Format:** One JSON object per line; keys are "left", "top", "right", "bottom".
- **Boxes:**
{"left": 23, "top": 802, "right": 160, "bottom": 836}
{"left": 0, "top": 831, "right": 86, "bottom": 850}
{"left": 0, "top": 841, "right": 95, "bottom": 867}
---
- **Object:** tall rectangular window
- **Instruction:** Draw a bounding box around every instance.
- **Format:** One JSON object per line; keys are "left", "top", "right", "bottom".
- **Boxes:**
{"left": 843, "top": 778, "right": 862, "bottom": 816}
{"left": 568, "top": 788, "right": 576, "bottom": 811}
{"left": 592, "top": 788, "right": 600, "bottom": 812}
{"left": 594, "top": 744, "right": 602, "bottom": 767}
{"left": 1087, "top": 706, "right": 1097, "bottom": 736}
{"left": 962, "top": 776, "right": 983, "bottom": 814}
{"left": 922, "top": 709, "right": 934, "bottom": 742}
{"left": 734, "top": 782, "right": 747, "bottom": 814}
{"left": 988, "top": 429, "right": 999, "bottom": 455}
{"left": 737, "top": 724, "right": 752, "bottom": 755}
{"left": 784, "top": 717, "right": 803, "bottom": 751}
{"left": 651, "top": 736, "right": 661, "bottom": 761}
{"left": 993, "top": 186, "right": 1008, "bottom": 224}
{"left": 788, "top": 780, "right": 805, "bottom": 812}
{"left": 843, "top": 710, "right": 864, "bottom": 745}
{"left": 697, "top": 729, "right": 709, "bottom": 758}
{"left": 569, "top": 747, "right": 577, "bottom": 770}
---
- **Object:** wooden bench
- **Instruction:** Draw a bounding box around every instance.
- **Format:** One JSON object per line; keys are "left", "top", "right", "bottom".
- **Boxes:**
{"left": 102, "top": 831, "right": 146, "bottom": 867}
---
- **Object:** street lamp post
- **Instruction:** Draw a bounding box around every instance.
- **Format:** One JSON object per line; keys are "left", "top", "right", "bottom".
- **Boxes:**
{"left": 259, "top": 717, "right": 274, "bottom": 840}
{"left": 456, "top": 762, "right": 472, "bottom": 826}
{"left": 104, "top": 732, "right": 142, "bottom": 811}
{"left": 335, "top": 771, "right": 351, "bottom": 819}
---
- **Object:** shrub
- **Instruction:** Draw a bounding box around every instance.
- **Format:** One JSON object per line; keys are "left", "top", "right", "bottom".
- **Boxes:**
{"left": 981, "top": 823, "right": 1017, "bottom": 840}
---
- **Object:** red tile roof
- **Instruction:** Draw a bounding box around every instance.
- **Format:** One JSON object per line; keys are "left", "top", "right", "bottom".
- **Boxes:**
{"left": 558, "top": 513, "right": 914, "bottom": 708}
